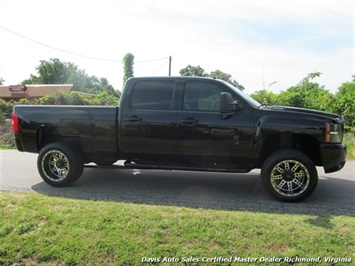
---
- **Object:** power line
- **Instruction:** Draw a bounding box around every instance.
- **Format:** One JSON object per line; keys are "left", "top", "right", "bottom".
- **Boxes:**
{"left": 152, "top": 59, "right": 169, "bottom": 75}
{"left": 0, "top": 26, "right": 121, "bottom": 62}
{"left": 0, "top": 25, "right": 168, "bottom": 64}
{"left": 136, "top": 57, "right": 168, "bottom": 63}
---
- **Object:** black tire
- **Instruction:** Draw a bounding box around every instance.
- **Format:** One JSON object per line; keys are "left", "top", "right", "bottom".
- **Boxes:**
{"left": 261, "top": 149, "right": 318, "bottom": 202}
{"left": 37, "top": 142, "right": 84, "bottom": 187}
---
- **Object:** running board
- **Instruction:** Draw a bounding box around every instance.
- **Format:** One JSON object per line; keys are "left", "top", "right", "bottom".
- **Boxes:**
{"left": 124, "top": 161, "right": 250, "bottom": 173}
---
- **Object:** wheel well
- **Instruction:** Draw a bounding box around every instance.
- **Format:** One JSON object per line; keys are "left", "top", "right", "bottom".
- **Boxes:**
{"left": 259, "top": 133, "right": 322, "bottom": 167}
{"left": 36, "top": 127, "right": 83, "bottom": 153}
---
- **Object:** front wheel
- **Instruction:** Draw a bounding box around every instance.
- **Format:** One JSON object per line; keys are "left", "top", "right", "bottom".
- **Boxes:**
{"left": 261, "top": 149, "right": 318, "bottom": 202}
{"left": 37, "top": 142, "right": 84, "bottom": 187}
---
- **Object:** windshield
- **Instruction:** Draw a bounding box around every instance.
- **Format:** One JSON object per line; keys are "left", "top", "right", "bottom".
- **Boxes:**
{"left": 221, "top": 80, "right": 261, "bottom": 108}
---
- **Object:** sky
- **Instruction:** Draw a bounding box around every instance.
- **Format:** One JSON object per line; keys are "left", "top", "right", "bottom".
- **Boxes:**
{"left": 0, "top": 0, "right": 353, "bottom": 94}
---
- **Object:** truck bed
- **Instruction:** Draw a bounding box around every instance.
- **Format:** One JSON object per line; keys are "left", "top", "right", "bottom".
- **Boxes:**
{"left": 13, "top": 105, "right": 118, "bottom": 158}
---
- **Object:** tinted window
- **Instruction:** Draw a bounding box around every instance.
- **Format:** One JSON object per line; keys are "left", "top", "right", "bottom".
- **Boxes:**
{"left": 183, "top": 82, "right": 223, "bottom": 111}
{"left": 131, "top": 81, "right": 174, "bottom": 110}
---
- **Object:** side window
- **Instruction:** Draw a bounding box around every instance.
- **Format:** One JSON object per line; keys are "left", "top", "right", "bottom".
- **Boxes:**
{"left": 183, "top": 82, "right": 223, "bottom": 111}
{"left": 131, "top": 81, "right": 174, "bottom": 110}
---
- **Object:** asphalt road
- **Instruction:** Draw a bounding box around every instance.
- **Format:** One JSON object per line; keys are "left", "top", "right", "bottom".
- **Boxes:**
{"left": 1, "top": 150, "right": 354, "bottom": 217}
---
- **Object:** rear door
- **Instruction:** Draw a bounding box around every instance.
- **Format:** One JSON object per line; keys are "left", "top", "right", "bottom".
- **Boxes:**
{"left": 119, "top": 79, "right": 177, "bottom": 155}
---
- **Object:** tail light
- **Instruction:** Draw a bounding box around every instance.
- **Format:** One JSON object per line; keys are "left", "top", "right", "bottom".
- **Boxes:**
{"left": 12, "top": 113, "right": 19, "bottom": 133}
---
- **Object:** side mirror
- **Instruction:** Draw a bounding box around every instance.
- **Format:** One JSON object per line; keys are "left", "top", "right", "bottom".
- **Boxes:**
{"left": 220, "top": 92, "right": 241, "bottom": 115}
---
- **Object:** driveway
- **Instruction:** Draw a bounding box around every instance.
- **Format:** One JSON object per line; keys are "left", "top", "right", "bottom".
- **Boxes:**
{"left": 1, "top": 150, "right": 354, "bottom": 217}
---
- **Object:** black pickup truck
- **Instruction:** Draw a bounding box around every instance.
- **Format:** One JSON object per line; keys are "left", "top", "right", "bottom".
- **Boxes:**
{"left": 12, "top": 76, "right": 346, "bottom": 202}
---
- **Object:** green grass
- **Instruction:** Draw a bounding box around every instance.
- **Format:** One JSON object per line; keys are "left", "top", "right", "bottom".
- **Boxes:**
{"left": 344, "top": 132, "right": 355, "bottom": 160}
{"left": 0, "top": 192, "right": 354, "bottom": 265}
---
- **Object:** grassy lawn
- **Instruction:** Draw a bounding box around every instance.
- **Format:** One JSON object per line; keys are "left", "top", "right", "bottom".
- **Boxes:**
{"left": 344, "top": 133, "right": 355, "bottom": 160}
{"left": 0, "top": 192, "right": 354, "bottom": 265}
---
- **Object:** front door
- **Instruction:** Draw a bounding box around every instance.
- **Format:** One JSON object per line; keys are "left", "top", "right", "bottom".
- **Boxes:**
{"left": 176, "top": 80, "right": 254, "bottom": 169}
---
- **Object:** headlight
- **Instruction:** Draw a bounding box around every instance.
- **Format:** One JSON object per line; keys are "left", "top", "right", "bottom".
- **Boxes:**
{"left": 325, "top": 123, "right": 342, "bottom": 143}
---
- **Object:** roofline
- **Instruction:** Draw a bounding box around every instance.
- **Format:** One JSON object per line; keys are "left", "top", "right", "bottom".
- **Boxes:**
{"left": 127, "top": 76, "right": 217, "bottom": 81}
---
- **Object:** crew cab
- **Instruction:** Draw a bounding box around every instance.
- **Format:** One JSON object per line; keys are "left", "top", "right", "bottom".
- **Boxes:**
{"left": 12, "top": 77, "right": 346, "bottom": 202}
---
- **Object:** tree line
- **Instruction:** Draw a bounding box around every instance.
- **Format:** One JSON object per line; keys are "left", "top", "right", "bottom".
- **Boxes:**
{"left": 250, "top": 72, "right": 355, "bottom": 130}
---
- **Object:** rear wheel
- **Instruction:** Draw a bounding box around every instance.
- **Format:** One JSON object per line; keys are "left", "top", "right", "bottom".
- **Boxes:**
{"left": 261, "top": 149, "right": 318, "bottom": 202}
{"left": 38, "top": 143, "right": 84, "bottom": 187}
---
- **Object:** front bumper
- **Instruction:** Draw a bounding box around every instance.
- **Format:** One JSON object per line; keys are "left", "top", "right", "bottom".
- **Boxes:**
{"left": 320, "top": 143, "right": 346, "bottom": 173}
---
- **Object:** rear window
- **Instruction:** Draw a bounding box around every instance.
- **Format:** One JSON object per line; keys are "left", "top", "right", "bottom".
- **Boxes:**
{"left": 131, "top": 81, "right": 174, "bottom": 110}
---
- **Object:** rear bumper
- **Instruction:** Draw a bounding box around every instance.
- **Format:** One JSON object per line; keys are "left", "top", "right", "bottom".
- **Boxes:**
{"left": 14, "top": 134, "right": 38, "bottom": 153}
{"left": 15, "top": 136, "right": 24, "bottom": 152}
{"left": 320, "top": 143, "right": 346, "bottom": 173}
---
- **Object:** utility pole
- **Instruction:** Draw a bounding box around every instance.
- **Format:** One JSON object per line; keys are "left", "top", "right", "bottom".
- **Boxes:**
{"left": 262, "top": 60, "right": 265, "bottom": 90}
{"left": 168, "top": 56, "right": 172, "bottom": 76}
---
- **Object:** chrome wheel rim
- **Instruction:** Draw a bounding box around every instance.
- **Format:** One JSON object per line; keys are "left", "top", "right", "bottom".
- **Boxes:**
{"left": 270, "top": 160, "right": 310, "bottom": 197}
{"left": 42, "top": 150, "right": 70, "bottom": 182}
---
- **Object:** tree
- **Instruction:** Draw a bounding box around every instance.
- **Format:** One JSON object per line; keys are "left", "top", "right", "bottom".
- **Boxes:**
{"left": 300, "top": 71, "right": 322, "bottom": 83}
{"left": 334, "top": 80, "right": 355, "bottom": 129}
{"left": 250, "top": 71, "right": 336, "bottom": 112}
{"left": 179, "top": 65, "right": 244, "bottom": 90}
{"left": 210, "top": 69, "right": 245, "bottom": 90}
{"left": 278, "top": 72, "right": 334, "bottom": 111}
{"left": 179, "top": 65, "right": 208, "bottom": 77}
{"left": 0, "top": 77, "right": 4, "bottom": 85}
{"left": 21, "top": 58, "right": 116, "bottom": 94}
{"left": 22, "top": 58, "right": 71, "bottom": 85}
{"left": 92, "top": 91, "right": 119, "bottom": 106}
{"left": 250, "top": 89, "right": 279, "bottom": 105}
{"left": 123, "top": 53, "right": 134, "bottom": 84}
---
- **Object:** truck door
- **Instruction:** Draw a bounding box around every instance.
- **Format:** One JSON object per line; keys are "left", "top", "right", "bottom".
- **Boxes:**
{"left": 176, "top": 80, "right": 254, "bottom": 169}
{"left": 120, "top": 79, "right": 177, "bottom": 156}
